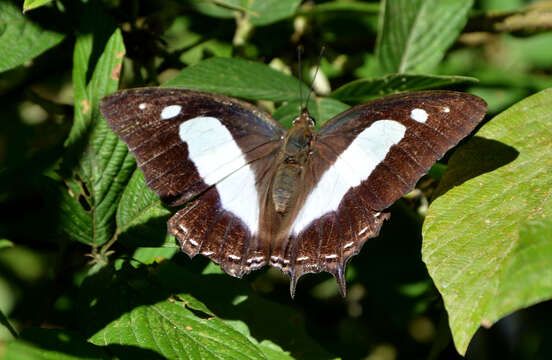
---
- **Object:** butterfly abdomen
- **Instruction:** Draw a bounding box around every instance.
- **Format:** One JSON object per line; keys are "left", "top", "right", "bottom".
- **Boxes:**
{"left": 271, "top": 113, "right": 314, "bottom": 214}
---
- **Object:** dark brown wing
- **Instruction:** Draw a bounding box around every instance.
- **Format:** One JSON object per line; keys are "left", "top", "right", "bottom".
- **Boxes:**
{"left": 277, "top": 91, "right": 487, "bottom": 296}
{"left": 101, "top": 87, "right": 285, "bottom": 276}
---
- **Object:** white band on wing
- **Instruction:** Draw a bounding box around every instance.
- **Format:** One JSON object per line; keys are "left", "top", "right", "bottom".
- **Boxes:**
{"left": 179, "top": 116, "right": 260, "bottom": 234}
{"left": 292, "top": 120, "right": 406, "bottom": 235}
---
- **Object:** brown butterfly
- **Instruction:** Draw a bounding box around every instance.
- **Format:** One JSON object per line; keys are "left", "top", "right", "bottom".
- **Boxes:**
{"left": 101, "top": 88, "right": 486, "bottom": 297}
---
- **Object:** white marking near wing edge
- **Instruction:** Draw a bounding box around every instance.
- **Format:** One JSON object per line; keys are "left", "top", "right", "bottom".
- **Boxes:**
{"left": 179, "top": 116, "right": 260, "bottom": 234}
{"left": 161, "top": 105, "right": 182, "bottom": 119}
{"left": 410, "top": 108, "right": 428, "bottom": 123}
{"left": 247, "top": 256, "right": 265, "bottom": 264}
{"left": 291, "top": 120, "right": 406, "bottom": 235}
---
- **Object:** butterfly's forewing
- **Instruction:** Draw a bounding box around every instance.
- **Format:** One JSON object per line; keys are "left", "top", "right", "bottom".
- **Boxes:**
{"left": 101, "top": 88, "right": 285, "bottom": 276}
{"left": 278, "top": 91, "right": 487, "bottom": 296}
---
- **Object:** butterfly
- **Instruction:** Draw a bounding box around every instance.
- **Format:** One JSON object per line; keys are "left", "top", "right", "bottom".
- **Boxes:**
{"left": 101, "top": 88, "right": 487, "bottom": 297}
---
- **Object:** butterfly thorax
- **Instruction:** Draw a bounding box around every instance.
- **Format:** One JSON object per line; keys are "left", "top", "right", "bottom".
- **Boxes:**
{"left": 271, "top": 110, "right": 314, "bottom": 214}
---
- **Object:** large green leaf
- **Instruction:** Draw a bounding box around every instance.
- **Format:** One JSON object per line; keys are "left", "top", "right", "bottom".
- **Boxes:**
{"left": 422, "top": 89, "right": 552, "bottom": 354}
{"left": 188, "top": 0, "right": 301, "bottom": 25}
{"left": 60, "top": 5, "right": 134, "bottom": 246}
{"left": 376, "top": 0, "right": 474, "bottom": 74}
{"left": 4, "top": 329, "right": 109, "bottom": 360}
{"left": 78, "top": 264, "right": 333, "bottom": 360}
{"left": 164, "top": 57, "right": 308, "bottom": 102}
{"left": 0, "top": 1, "right": 65, "bottom": 72}
{"left": 330, "top": 74, "right": 478, "bottom": 102}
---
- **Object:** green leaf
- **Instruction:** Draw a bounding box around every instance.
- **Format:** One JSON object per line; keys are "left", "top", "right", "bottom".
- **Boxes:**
{"left": 376, "top": 0, "right": 474, "bottom": 74}
{"left": 79, "top": 263, "right": 335, "bottom": 359}
{"left": 164, "top": 57, "right": 308, "bottom": 102}
{"left": 0, "top": 239, "right": 14, "bottom": 249}
{"left": 330, "top": 74, "right": 478, "bottom": 102}
{"left": 188, "top": 0, "right": 301, "bottom": 25}
{"left": 79, "top": 265, "right": 266, "bottom": 360}
{"left": 4, "top": 328, "right": 109, "bottom": 360}
{"left": 0, "top": 1, "right": 65, "bottom": 72}
{"left": 155, "top": 263, "right": 337, "bottom": 360}
{"left": 60, "top": 5, "right": 134, "bottom": 246}
{"left": 116, "top": 170, "right": 173, "bottom": 248}
{"left": 297, "top": 1, "right": 379, "bottom": 16}
{"left": 188, "top": 0, "right": 253, "bottom": 19}
{"left": 180, "top": 39, "right": 233, "bottom": 65}
{"left": 132, "top": 247, "right": 178, "bottom": 264}
{"left": 422, "top": 89, "right": 552, "bottom": 354}
{"left": 247, "top": 0, "right": 301, "bottom": 26}
{"left": 23, "top": 0, "right": 52, "bottom": 12}
{"left": 272, "top": 97, "right": 350, "bottom": 129}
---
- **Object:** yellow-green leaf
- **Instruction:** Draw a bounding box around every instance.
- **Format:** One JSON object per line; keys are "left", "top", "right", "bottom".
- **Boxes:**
{"left": 422, "top": 89, "right": 552, "bottom": 354}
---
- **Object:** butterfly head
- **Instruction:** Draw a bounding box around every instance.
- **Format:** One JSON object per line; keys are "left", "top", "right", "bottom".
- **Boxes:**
{"left": 292, "top": 108, "right": 315, "bottom": 128}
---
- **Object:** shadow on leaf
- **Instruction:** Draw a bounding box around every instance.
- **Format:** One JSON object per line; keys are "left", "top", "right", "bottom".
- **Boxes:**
{"left": 432, "top": 136, "right": 519, "bottom": 200}
{"left": 77, "top": 261, "right": 335, "bottom": 360}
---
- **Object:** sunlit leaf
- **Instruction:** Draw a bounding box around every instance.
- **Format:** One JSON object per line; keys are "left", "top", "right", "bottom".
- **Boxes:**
{"left": 23, "top": 0, "right": 52, "bottom": 12}
{"left": 0, "top": 2, "right": 65, "bottom": 72}
{"left": 423, "top": 89, "right": 552, "bottom": 354}
{"left": 60, "top": 5, "right": 134, "bottom": 246}
{"left": 78, "top": 264, "right": 332, "bottom": 360}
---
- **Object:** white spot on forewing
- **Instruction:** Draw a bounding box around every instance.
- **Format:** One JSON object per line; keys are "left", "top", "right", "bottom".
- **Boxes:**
{"left": 297, "top": 256, "right": 310, "bottom": 262}
{"left": 344, "top": 241, "right": 354, "bottom": 249}
{"left": 139, "top": 103, "right": 147, "bottom": 110}
{"left": 179, "top": 116, "right": 259, "bottom": 234}
{"left": 161, "top": 105, "right": 182, "bottom": 119}
{"left": 443, "top": 106, "right": 450, "bottom": 113}
{"left": 325, "top": 254, "right": 338, "bottom": 259}
{"left": 291, "top": 120, "right": 406, "bottom": 235}
{"left": 410, "top": 108, "right": 428, "bottom": 123}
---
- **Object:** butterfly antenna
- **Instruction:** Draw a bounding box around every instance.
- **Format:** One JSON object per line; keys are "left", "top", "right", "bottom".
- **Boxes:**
{"left": 297, "top": 45, "right": 304, "bottom": 110}
{"left": 304, "top": 45, "right": 326, "bottom": 110}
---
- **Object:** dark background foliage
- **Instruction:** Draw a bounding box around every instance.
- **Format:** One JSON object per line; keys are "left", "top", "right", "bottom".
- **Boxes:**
{"left": 1, "top": 0, "right": 552, "bottom": 359}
